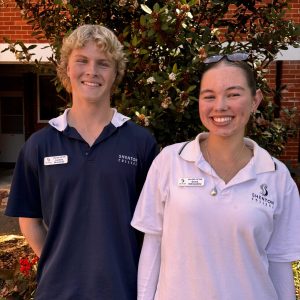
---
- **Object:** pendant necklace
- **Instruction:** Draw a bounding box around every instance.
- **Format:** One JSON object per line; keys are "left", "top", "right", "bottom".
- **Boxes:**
{"left": 204, "top": 140, "right": 245, "bottom": 197}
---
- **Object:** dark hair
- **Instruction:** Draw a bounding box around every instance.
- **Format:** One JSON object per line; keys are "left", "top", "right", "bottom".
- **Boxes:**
{"left": 200, "top": 59, "right": 257, "bottom": 96}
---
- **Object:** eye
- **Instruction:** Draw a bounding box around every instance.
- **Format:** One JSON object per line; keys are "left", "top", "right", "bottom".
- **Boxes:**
{"left": 76, "top": 58, "right": 87, "bottom": 64}
{"left": 201, "top": 95, "right": 215, "bottom": 101}
{"left": 98, "top": 60, "right": 112, "bottom": 68}
{"left": 227, "top": 93, "right": 240, "bottom": 98}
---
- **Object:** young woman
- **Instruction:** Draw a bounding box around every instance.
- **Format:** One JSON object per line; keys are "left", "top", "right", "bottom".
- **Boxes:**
{"left": 131, "top": 54, "right": 300, "bottom": 300}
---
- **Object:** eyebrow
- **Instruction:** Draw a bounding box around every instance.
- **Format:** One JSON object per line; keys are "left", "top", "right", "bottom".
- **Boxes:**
{"left": 73, "top": 54, "right": 111, "bottom": 61}
{"left": 200, "top": 86, "right": 246, "bottom": 95}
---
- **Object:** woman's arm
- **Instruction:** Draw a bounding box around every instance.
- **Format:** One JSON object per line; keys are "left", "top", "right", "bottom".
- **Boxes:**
{"left": 19, "top": 217, "right": 47, "bottom": 258}
{"left": 138, "top": 233, "right": 162, "bottom": 300}
{"left": 268, "top": 261, "right": 296, "bottom": 300}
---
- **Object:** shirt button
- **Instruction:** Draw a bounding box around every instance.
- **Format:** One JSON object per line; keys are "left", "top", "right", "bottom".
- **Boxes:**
{"left": 85, "top": 152, "right": 89, "bottom": 156}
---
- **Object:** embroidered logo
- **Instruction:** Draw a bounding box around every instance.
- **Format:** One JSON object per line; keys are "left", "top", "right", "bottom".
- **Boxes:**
{"left": 260, "top": 184, "right": 268, "bottom": 196}
{"left": 118, "top": 154, "right": 138, "bottom": 166}
{"left": 251, "top": 183, "right": 274, "bottom": 209}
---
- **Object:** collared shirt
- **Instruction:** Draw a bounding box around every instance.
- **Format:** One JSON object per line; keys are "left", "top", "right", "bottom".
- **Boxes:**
{"left": 6, "top": 108, "right": 158, "bottom": 300}
{"left": 132, "top": 132, "right": 300, "bottom": 300}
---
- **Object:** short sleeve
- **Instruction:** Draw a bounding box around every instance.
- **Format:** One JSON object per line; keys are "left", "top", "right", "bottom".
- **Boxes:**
{"left": 266, "top": 175, "right": 300, "bottom": 262}
{"left": 131, "top": 153, "right": 169, "bottom": 235}
{"left": 5, "top": 140, "right": 42, "bottom": 218}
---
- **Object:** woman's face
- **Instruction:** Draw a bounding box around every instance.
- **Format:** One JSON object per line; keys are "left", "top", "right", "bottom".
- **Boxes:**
{"left": 198, "top": 63, "right": 262, "bottom": 139}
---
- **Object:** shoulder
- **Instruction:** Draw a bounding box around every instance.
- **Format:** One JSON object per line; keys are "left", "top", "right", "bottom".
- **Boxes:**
{"left": 124, "top": 121, "right": 155, "bottom": 139}
{"left": 250, "top": 139, "right": 297, "bottom": 188}
{"left": 153, "top": 141, "right": 190, "bottom": 164}
{"left": 162, "top": 141, "right": 190, "bottom": 154}
{"left": 26, "top": 125, "right": 56, "bottom": 143}
{"left": 120, "top": 121, "right": 157, "bottom": 151}
{"left": 271, "top": 156, "right": 293, "bottom": 178}
{"left": 22, "top": 126, "right": 55, "bottom": 150}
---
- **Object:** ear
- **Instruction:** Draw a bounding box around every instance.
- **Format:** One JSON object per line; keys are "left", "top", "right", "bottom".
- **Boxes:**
{"left": 252, "top": 89, "right": 263, "bottom": 112}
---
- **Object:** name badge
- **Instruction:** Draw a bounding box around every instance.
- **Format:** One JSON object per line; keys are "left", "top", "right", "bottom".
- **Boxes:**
{"left": 178, "top": 177, "right": 204, "bottom": 187}
{"left": 44, "top": 155, "right": 68, "bottom": 166}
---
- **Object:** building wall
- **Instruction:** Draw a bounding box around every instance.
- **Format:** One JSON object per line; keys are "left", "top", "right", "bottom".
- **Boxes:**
{"left": 266, "top": 60, "right": 300, "bottom": 167}
{"left": 0, "top": 0, "right": 40, "bottom": 43}
{"left": 0, "top": 0, "right": 300, "bottom": 166}
{"left": 285, "top": 0, "right": 300, "bottom": 23}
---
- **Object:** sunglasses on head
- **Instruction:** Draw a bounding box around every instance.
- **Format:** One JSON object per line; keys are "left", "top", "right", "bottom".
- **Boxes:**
{"left": 203, "top": 52, "right": 249, "bottom": 64}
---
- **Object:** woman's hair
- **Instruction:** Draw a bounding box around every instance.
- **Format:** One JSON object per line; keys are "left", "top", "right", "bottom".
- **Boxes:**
{"left": 200, "top": 59, "right": 257, "bottom": 96}
{"left": 57, "top": 24, "right": 127, "bottom": 93}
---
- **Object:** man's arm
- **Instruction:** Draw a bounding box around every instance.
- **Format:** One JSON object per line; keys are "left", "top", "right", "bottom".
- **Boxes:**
{"left": 19, "top": 217, "right": 47, "bottom": 258}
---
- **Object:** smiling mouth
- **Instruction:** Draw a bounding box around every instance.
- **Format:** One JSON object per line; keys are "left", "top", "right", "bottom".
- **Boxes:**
{"left": 82, "top": 81, "right": 101, "bottom": 87}
{"left": 212, "top": 117, "right": 233, "bottom": 123}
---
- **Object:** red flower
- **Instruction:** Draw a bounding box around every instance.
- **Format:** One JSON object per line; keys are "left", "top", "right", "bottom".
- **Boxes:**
{"left": 19, "top": 256, "right": 39, "bottom": 277}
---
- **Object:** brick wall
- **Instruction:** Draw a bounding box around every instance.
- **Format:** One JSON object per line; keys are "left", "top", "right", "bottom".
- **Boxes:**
{"left": 0, "top": 0, "right": 41, "bottom": 43}
{"left": 266, "top": 60, "right": 300, "bottom": 166}
{"left": 278, "top": 61, "right": 300, "bottom": 166}
{"left": 285, "top": 0, "right": 300, "bottom": 23}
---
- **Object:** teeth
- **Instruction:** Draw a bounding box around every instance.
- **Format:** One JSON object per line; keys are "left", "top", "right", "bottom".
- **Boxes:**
{"left": 213, "top": 117, "right": 232, "bottom": 123}
{"left": 83, "top": 81, "right": 100, "bottom": 87}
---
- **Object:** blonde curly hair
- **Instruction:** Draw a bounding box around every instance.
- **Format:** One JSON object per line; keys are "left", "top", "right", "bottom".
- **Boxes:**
{"left": 57, "top": 24, "right": 127, "bottom": 93}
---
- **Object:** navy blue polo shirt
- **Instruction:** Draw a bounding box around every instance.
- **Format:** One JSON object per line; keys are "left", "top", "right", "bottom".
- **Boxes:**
{"left": 6, "top": 109, "right": 158, "bottom": 300}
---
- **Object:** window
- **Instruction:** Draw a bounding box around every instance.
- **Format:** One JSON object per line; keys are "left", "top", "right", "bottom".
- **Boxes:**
{"left": 38, "top": 75, "right": 67, "bottom": 122}
{"left": 0, "top": 96, "right": 23, "bottom": 134}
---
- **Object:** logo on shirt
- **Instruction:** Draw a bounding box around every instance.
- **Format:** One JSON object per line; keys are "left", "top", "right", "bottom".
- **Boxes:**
{"left": 118, "top": 154, "right": 138, "bottom": 166}
{"left": 260, "top": 184, "right": 268, "bottom": 196}
{"left": 251, "top": 183, "right": 274, "bottom": 208}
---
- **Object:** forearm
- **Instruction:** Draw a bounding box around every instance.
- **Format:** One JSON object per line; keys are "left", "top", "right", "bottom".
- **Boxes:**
{"left": 19, "top": 217, "right": 47, "bottom": 258}
{"left": 269, "top": 261, "right": 296, "bottom": 300}
{"left": 138, "top": 233, "right": 162, "bottom": 300}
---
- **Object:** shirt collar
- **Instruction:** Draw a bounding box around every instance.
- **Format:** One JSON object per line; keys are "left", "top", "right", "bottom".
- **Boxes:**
{"left": 179, "top": 132, "right": 208, "bottom": 162}
{"left": 179, "top": 132, "right": 276, "bottom": 174}
{"left": 48, "top": 108, "right": 130, "bottom": 132}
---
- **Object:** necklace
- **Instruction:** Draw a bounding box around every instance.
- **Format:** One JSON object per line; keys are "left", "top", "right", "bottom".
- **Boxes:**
{"left": 204, "top": 140, "right": 246, "bottom": 196}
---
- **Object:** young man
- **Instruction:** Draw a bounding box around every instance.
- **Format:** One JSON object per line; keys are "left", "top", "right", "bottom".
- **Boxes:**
{"left": 5, "top": 24, "right": 157, "bottom": 300}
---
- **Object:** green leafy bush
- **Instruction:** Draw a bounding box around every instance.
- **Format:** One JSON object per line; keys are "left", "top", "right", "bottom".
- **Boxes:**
{"left": 3, "top": 0, "right": 299, "bottom": 156}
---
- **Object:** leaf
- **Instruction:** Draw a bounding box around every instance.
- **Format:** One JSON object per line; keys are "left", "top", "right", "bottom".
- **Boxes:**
{"left": 1, "top": 47, "right": 9, "bottom": 53}
{"left": 27, "top": 45, "right": 37, "bottom": 50}
{"left": 141, "top": 4, "right": 152, "bottom": 14}
{"left": 153, "top": 3, "right": 160, "bottom": 12}
{"left": 140, "top": 15, "right": 146, "bottom": 26}
{"left": 187, "top": 85, "right": 197, "bottom": 93}
{"left": 172, "top": 63, "right": 178, "bottom": 73}
{"left": 132, "top": 35, "right": 139, "bottom": 47}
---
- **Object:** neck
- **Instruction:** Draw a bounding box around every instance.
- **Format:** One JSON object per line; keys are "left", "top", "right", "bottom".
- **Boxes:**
{"left": 67, "top": 105, "right": 114, "bottom": 146}
{"left": 205, "top": 135, "right": 246, "bottom": 162}
{"left": 201, "top": 135, "right": 252, "bottom": 184}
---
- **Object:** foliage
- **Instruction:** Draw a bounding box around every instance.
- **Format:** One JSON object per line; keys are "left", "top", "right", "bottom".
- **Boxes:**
{"left": 0, "top": 255, "right": 38, "bottom": 300}
{"left": 293, "top": 261, "right": 300, "bottom": 300}
{"left": 2, "top": 0, "right": 300, "bottom": 156}
{"left": 247, "top": 99, "right": 298, "bottom": 155}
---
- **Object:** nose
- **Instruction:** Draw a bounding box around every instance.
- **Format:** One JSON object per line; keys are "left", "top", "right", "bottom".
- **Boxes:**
{"left": 86, "top": 61, "right": 98, "bottom": 76}
{"left": 214, "top": 96, "right": 228, "bottom": 111}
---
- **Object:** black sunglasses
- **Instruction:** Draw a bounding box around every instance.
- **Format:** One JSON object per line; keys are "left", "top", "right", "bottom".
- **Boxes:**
{"left": 203, "top": 52, "right": 249, "bottom": 64}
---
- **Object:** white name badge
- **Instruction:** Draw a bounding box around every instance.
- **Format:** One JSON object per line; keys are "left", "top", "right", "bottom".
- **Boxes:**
{"left": 44, "top": 155, "right": 68, "bottom": 166}
{"left": 178, "top": 177, "right": 204, "bottom": 187}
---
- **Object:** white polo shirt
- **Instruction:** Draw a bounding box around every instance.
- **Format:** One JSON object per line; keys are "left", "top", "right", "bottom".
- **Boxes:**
{"left": 132, "top": 133, "right": 300, "bottom": 300}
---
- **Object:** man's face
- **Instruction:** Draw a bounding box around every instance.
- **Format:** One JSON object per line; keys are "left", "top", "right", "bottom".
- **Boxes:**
{"left": 67, "top": 41, "right": 117, "bottom": 105}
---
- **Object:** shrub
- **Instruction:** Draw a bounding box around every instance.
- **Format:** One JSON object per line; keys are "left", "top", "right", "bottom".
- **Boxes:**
{"left": 3, "top": 0, "right": 299, "bottom": 155}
